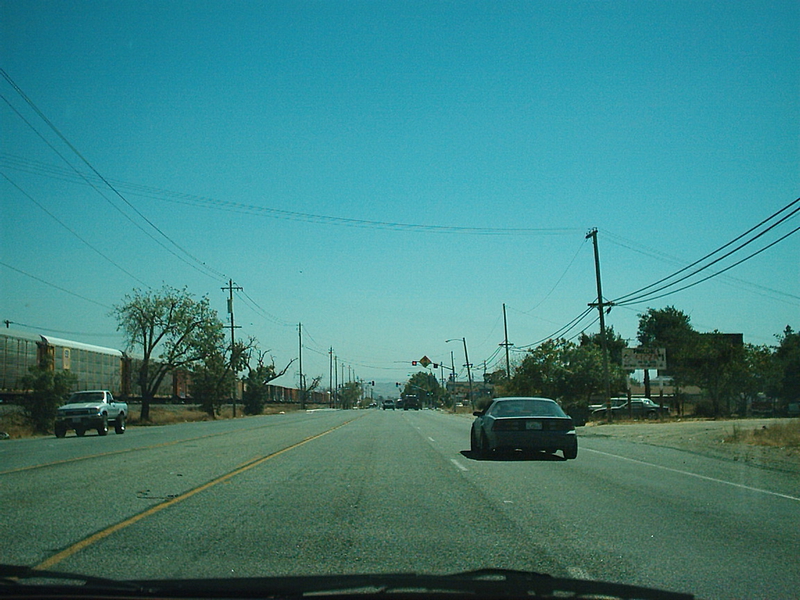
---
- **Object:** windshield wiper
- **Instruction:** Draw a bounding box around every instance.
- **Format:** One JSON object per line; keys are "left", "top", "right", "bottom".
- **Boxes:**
{"left": 135, "top": 568, "right": 694, "bottom": 599}
{"left": 0, "top": 564, "right": 145, "bottom": 593}
{"left": 1, "top": 565, "right": 694, "bottom": 599}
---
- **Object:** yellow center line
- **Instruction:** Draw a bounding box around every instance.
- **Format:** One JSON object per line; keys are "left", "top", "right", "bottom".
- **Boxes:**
{"left": 0, "top": 416, "right": 316, "bottom": 476}
{"left": 34, "top": 417, "right": 359, "bottom": 571}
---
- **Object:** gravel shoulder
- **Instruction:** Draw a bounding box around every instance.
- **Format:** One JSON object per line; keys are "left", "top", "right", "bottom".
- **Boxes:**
{"left": 579, "top": 418, "right": 800, "bottom": 476}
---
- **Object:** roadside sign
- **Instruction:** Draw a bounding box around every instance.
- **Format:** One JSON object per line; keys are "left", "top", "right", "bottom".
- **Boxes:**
{"left": 622, "top": 347, "right": 667, "bottom": 370}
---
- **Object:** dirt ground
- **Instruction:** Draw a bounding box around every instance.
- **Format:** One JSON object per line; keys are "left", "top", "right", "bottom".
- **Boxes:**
{"left": 580, "top": 418, "right": 800, "bottom": 476}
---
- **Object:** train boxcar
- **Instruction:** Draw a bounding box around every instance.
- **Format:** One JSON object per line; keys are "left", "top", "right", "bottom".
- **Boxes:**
{"left": 0, "top": 329, "right": 123, "bottom": 400}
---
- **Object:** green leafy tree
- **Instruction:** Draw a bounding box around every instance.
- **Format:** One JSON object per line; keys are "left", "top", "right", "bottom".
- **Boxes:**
{"left": 112, "top": 285, "right": 225, "bottom": 421}
{"left": 773, "top": 326, "right": 800, "bottom": 406}
{"left": 338, "top": 380, "right": 361, "bottom": 409}
{"left": 637, "top": 306, "right": 698, "bottom": 413}
{"left": 192, "top": 338, "right": 257, "bottom": 417}
{"left": 19, "top": 357, "right": 76, "bottom": 433}
{"left": 403, "top": 371, "right": 447, "bottom": 408}
{"left": 687, "top": 332, "right": 746, "bottom": 417}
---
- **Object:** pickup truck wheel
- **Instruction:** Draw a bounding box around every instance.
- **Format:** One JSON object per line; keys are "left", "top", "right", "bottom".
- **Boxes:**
{"left": 54, "top": 423, "right": 67, "bottom": 438}
{"left": 97, "top": 415, "right": 108, "bottom": 436}
{"left": 75, "top": 426, "right": 86, "bottom": 437}
{"left": 114, "top": 414, "right": 126, "bottom": 434}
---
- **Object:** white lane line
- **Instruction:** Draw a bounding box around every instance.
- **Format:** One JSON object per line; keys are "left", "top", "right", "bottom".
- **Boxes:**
{"left": 584, "top": 448, "right": 800, "bottom": 503}
{"left": 428, "top": 436, "right": 436, "bottom": 442}
{"left": 450, "top": 458, "right": 469, "bottom": 472}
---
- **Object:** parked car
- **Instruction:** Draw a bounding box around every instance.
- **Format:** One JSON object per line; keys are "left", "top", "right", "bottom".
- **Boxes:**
{"left": 471, "top": 397, "right": 577, "bottom": 459}
{"left": 591, "top": 398, "right": 669, "bottom": 420}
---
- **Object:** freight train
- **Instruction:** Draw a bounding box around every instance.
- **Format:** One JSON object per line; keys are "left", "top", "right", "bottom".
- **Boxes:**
{"left": 0, "top": 329, "right": 182, "bottom": 402}
{"left": 0, "top": 329, "right": 329, "bottom": 406}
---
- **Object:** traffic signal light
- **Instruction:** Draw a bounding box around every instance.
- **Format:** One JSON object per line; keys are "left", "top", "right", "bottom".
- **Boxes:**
{"left": 412, "top": 361, "right": 417, "bottom": 365}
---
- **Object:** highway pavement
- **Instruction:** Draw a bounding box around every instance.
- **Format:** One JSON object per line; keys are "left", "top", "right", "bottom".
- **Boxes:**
{"left": 1, "top": 408, "right": 798, "bottom": 599}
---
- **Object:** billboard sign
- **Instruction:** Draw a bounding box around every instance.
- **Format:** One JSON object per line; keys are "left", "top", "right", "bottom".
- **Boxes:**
{"left": 622, "top": 347, "right": 667, "bottom": 370}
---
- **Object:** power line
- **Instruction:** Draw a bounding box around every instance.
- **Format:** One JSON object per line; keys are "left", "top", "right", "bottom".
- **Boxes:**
{"left": 1, "top": 70, "right": 229, "bottom": 282}
{"left": 0, "top": 260, "right": 113, "bottom": 309}
{"left": 610, "top": 198, "right": 800, "bottom": 306}
{"left": 2, "top": 171, "right": 150, "bottom": 287}
{"left": 615, "top": 224, "right": 800, "bottom": 306}
{"left": 0, "top": 153, "right": 581, "bottom": 237}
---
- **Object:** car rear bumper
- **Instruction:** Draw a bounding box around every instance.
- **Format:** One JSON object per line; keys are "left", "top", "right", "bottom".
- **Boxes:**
{"left": 488, "top": 430, "right": 576, "bottom": 452}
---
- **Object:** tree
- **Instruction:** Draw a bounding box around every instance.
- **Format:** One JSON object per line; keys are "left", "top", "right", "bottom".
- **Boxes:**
{"left": 403, "top": 371, "right": 447, "bottom": 408}
{"left": 112, "top": 285, "right": 225, "bottom": 421}
{"left": 19, "top": 356, "right": 76, "bottom": 433}
{"left": 773, "top": 326, "right": 800, "bottom": 407}
{"left": 338, "top": 381, "right": 361, "bottom": 409}
{"left": 242, "top": 351, "right": 295, "bottom": 415}
{"left": 637, "top": 306, "right": 698, "bottom": 413}
{"left": 191, "top": 338, "right": 255, "bottom": 417}
{"left": 687, "top": 332, "right": 746, "bottom": 417}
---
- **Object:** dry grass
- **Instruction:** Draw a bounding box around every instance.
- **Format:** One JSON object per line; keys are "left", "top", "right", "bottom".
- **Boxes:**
{"left": 0, "top": 402, "right": 312, "bottom": 438}
{"left": 726, "top": 420, "right": 800, "bottom": 448}
{"left": 129, "top": 402, "right": 309, "bottom": 425}
{"left": 0, "top": 407, "right": 37, "bottom": 439}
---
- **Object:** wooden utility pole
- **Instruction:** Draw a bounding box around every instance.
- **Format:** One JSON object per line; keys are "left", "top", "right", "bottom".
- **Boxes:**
{"left": 502, "top": 303, "right": 512, "bottom": 380}
{"left": 298, "top": 323, "right": 305, "bottom": 409}
{"left": 586, "top": 229, "right": 612, "bottom": 421}
{"left": 222, "top": 280, "right": 242, "bottom": 417}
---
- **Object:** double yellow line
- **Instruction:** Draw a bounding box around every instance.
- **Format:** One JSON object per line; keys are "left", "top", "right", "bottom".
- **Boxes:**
{"left": 35, "top": 418, "right": 356, "bottom": 571}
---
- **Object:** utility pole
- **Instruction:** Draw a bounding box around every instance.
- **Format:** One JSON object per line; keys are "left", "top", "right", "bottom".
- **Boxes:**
{"left": 586, "top": 228, "right": 613, "bottom": 421}
{"left": 502, "top": 303, "right": 512, "bottom": 380}
{"left": 329, "top": 347, "right": 334, "bottom": 408}
{"left": 298, "top": 323, "right": 305, "bottom": 409}
{"left": 222, "top": 280, "right": 242, "bottom": 417}
{"left": 463, "top": 337, "right": 474, "bottom": 410}
{"left": 334, "top": 355, "right": 339, "bottom": 408}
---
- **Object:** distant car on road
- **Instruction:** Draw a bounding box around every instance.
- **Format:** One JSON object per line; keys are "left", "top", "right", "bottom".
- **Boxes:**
{"left": 471, "top": 397, "right": 577, "bottom": 459}
{"left": 382, "top": 399, "right": 395, "bottom": 410}
{"left": 591, "top": 398, "right": 669, "bottom": 420}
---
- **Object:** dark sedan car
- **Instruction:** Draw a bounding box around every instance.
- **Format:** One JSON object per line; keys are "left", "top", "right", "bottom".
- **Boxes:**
{"left": 471, "top": 397, "right": 578, "bottom": 459}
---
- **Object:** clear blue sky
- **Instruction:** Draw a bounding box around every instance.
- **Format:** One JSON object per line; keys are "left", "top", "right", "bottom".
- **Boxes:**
{"left": 2, "top": 0, "right": 798, "bottom": 390}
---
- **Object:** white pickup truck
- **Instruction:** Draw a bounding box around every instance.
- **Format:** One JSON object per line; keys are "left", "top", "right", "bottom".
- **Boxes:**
{"left": 54, "top": 390, "right": 127, "bottom": 438}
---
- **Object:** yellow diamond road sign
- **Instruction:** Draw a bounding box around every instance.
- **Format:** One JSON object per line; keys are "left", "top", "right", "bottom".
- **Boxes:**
{"left": 419, "top": 356, "right": 431, "bottom": 368}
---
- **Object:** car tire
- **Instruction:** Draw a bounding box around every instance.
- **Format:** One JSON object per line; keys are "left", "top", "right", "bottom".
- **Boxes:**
{"left": 114, "top": 413, "right": 126, "bottom": 434}
{"left": 563, "top": 443, "right": 578, "bottom": 460}
{"left": 75, "top": 426, "right": 86, "bottom": 437}
{"left": 97, "top": 415, "right": 108, "bottom": 436}
{"left": 54, "top": 423, "right": 67, "bottom": 438}
{"left": 479, "top": 431, "right": 491, "bottom": 458}
{"left": 470, "top": 427, "right": 479, "bottom": 454}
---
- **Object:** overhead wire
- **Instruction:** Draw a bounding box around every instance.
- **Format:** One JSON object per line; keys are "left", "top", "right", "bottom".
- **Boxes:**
{"left": 0, "top": 260, "right": 113, "bottom": 309}
{"left": 615, "top": 224, "right": 800, "bottom": 306}
{"left": 1, "top": 70, "right": 229, "bottom": 283}
{"left": 610, "top": 198, "right": 800, "bottom": 306}
{"left": 1, "top": 171, "right": 150, "bottom": 287}
{"left": 0, "top": 153, "right": 580, "bottom": 237}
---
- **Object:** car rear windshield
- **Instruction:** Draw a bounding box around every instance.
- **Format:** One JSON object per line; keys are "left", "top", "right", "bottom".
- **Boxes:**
{"left": 492, "top": 400, "right": 566, "bottom": 418}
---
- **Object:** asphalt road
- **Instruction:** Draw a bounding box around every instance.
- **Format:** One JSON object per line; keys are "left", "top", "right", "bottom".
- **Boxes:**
{"left": 1, "top": 408, "right": 798, "bottom": 599}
